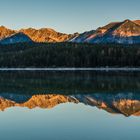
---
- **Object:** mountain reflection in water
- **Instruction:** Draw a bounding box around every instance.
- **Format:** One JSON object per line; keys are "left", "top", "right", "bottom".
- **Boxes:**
{"left": 1, "top": 93, "right": 140, "bottom": 117}
{"left": 0, "top": 71, "right": 140, "bottom": 117}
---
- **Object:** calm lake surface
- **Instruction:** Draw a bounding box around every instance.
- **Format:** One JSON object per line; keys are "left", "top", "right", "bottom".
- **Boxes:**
{"left": 0, "top": 71, "right": 140, "bottom": 140}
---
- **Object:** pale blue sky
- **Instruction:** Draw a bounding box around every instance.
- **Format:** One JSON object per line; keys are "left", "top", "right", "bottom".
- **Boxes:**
{"left": 0, "top": 0, "right": 139, "bottom": 33}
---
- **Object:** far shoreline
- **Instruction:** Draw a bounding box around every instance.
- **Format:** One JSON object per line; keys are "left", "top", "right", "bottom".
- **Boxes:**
{"left": 0, "top": 68, "right": 140, "bottom": 71}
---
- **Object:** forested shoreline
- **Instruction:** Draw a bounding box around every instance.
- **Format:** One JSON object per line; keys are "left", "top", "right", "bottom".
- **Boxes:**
{"left": 0, "top": 42, "right": 140, "bottom": 67}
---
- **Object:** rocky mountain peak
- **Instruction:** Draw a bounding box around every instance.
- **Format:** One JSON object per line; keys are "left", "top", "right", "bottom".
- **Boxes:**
{"left": 111, "top": 19, "right": 140, "bottom": 37}
{"left": 0, "top": 26, "right": 16, "bottom": 40}
{"left": 71, "top": 19, "right": 140, "bottom": 44}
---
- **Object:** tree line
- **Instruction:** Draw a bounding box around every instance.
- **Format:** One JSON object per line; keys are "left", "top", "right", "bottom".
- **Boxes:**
{"left": 0, "top": 42, "right": 139, "bottom": 67}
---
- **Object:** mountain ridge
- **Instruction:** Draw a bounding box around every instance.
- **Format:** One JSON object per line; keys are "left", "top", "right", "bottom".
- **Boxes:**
{"left": 0, "top": 19, "right": 140, "bottom": 44}
{"left": 0, "top": 26, "right": 78, "bottom": 44}
{"left": 71, "top": 19, "right": 140, "bottom": 44}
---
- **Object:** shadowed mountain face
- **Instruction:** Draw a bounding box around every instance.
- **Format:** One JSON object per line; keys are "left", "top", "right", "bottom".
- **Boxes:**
{"left": 71, "top": 19, "right": 140, "bottom": 44}
{"left": 0, "top": 33, "right": 33, "bottom": 44}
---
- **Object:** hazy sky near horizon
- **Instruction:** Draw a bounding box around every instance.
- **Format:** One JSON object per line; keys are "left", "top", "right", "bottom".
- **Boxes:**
{"left": 0, "top": 0, "right": 139, "bottom": 33}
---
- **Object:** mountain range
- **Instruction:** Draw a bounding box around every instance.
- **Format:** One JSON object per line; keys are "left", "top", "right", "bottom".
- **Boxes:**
{"left": 0, "top": 26, "right": 78, "bottom": 44}
{"left": 0, "top": 19, "right": 140, "bottom": 44}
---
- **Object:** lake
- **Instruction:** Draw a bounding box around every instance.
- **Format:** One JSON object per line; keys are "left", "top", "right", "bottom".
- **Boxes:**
{"left": 0, "top": 70, "right": 140, "bottom": 140}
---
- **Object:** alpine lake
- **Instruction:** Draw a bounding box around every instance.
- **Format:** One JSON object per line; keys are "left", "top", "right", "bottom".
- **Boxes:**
{"left": 0, "top": 69, "right": 140, "bottom": 140}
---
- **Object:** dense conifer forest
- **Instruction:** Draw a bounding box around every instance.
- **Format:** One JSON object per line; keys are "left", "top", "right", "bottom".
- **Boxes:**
{"left": 0, "top": 42, "right": 139, "bottom": 67}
